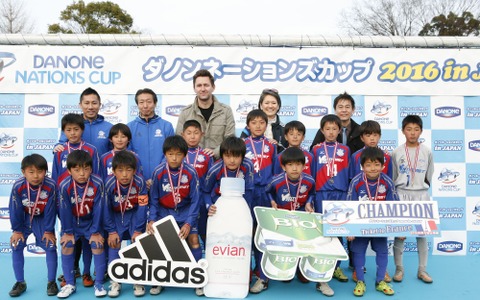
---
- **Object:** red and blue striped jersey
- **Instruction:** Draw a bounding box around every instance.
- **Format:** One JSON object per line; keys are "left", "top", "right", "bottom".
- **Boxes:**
{"left": 311, "top": 142, "right": 350, "bottom": 192}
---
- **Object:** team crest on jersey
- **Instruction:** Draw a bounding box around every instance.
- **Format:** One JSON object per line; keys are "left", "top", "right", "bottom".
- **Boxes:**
{"left": 130, "top": 186, "right": 138, "bottom": 194}
{"left": 154, "top": 129, "right": 163, "bottom": 137}
{"left": 263, "top": 145, "right": 270, "bottom": 153}
{"left": 197, "top": 155, "right": 205, "bottom": 163}
{"left": 238, "top": 171, "right": 245, "bottom": 179}
{"left": 180, "top": 174, "right": 189, "bottom": 183}
{"left": 87, "top": 187, "right": 95, "bottom": 197}
{"left": 300, "top": 185, "right": 308, "bottom": 193}
{"left": 378, "top": 184, "right": 386, "bottom": 194}
{"left": 336, "top": 149, "right": 345, "bottom": 157}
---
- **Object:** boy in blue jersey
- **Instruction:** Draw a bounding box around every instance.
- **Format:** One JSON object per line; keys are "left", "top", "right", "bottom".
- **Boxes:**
{"left": 311, "top": 114, "right": 351, "bottom": 295}
{"left": 100, "top": 123, "right": 143, "bottom": 180}
{"left": 346, "top": 147, "right": 398, "bottom": 296}
{"left": 57, "top": 150, "right": 107, "bottom": 298}
{"left": 104, "top": 150, "right": 148, "bottom": 297}
{"left": 128, "top": 88, "right": 175, "bottom": 187}
{"left": 274, "top": 120, "right": 313, "bottom": 176}
{"left": 8, "top": 154, "right": 59, "bottom": 297}
{"left": 148, "top": 135, "right": 201, "bottom": 296}
{"left": 181, "top": 119, "right": 214, "bottom": 247}
{"left": 251, "top": 147, "right": 315, "bottom": 292}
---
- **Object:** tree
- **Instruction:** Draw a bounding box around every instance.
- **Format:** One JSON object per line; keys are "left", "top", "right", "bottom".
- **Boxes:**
{"left": 419, "top": 11, "right": 480, "bottom": 36}
{"left": 48, "top": 0, "right": 138, "bottom": 34}
{"left": 340, "top": 0, "right": 480, "bottom": 36}
{"left": 0, "top": 0, "right": 33, "bottom": 33}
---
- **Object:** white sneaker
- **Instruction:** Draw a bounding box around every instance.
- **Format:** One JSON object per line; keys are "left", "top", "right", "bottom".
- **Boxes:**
{"left": 249, "top": 278, "right": 268, "bottom": 294}
{"left": 133, "top": 284, "right": 145, "bottom": 297}
{"left": 108, "top": 281, "right": 121, "bottom": 298}
{"left": 195, "top": 287, "right": 204, "bottom": 296}
{"left": 316, "top": 282, "right": 334, "bottom": 296}
{"left": 95, "top": 284, "right": 107, "bottom": 297}
{"left": 150, "top": 286, "right": 162, "bottom": 295}
{"left": 57, "top": 284, "right": 76, "bottom": 299}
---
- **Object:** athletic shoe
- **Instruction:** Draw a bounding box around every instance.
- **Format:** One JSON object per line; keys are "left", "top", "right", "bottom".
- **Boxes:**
{"left": 375, "top": 280, "right": 394, "bottom": 295}
{"left": 249, "top": 278, "right": 268, "bottom": 294}
{"left": 9, "top": 281, "right": 27, "bottom": 297}
{"left": 57, "top": 284, "right": 76, "bottom": 299}
{"left": 47, "top": 281, "right": 59, "bottom": 296}
{"left": 353, "top": 280, "right": 366, "bottom": 297}
{"left": 108, "top": 281, "right": 121, "bottom": 298}
{"left": 333, "top": 267, "right": 349, "bottom": 282}
{"left": 417, "top": 271, "right": 433, "bottom": 283}
{"left": 83, "top": 274, "right": 94, "bottom": 287}
{"left": 316, "top": 282, "right": 334, "bottom": 296}
{"left": 94, "top": 284, "right": 107, "bottom": 297}
{"left": 133, "top": 284, "right": 145, "bottom": 297}
{"left": 392, "top": 268, "right": 403, "bottom": 282}
{"left": 195, "top": 287, "right": 204, "bottom": 296}
{"left": 150, "top": 286, "right": 162, "bottom": 295}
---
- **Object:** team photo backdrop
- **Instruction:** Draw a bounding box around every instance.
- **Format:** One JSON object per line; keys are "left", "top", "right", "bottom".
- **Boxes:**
{"left": 0, "top": 45, "right": 479, "bottom": 257}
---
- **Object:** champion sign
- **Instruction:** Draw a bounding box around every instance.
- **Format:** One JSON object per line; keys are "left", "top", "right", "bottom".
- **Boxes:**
{"left": 302, "top": 106, "right": 328, "bottom": 117}
{"left": 165, "top": 105, "right": 186, "bottom": 117}
{"left": 435, "top": 106, "right": 461, "bottom": 118}
{"left": 468, "top": 140, "right": 480, "bottom": 152}
{"left": 28, "top": 104, "right": 55, "bottom": 116}
{"left": 437, "top": 241, "right": 463, "bottom": 253}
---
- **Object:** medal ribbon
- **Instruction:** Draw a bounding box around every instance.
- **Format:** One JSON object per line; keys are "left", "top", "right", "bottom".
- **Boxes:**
{"left": 186, "top": 148, "right": 200, "bottom": 166}
{"left": 116, "top": 178, "right": 134, "bottom": 223}
{"left": 285, "top": 173, "right": 302, "bottom": 211}
{"left": 363, "top": 173, "right": 381, "bottom": 201}
{"left": 223, "top": 164, "right": 241, "bottom": 178}
{"left": 405, "top": 144, "right": 420, "bottom": 187}
{"left": 67, "top": 141, "right": 84, "bottom": 153}
{"left": 73, "top": 178, "right": 90, "bottom": 224}
{"left": 249, "top": 137, "right": 265, "bottom": 174}
{"left": 167, "top": 164, "right": 184, "bottom": 210}
{"left": 27, "top": 182, "right": 42, "bottom": 226}
{"left": 323, "top": 142, "right": 338, "bottom": 179}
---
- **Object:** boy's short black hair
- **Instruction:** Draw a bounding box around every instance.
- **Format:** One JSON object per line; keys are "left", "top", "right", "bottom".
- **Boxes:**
{"left": 163, "top": 135, "right": 188, "bottom": 156}
{"left": 66, "top": 150, "right": 93, "bottom": 170}
{"left": 109, "top": 123, "right": 132, "bottom": 141}
{"left": 21, "top": 153, "right": 48, "bottom": 172}
{"left": 183, "top": 119, "right": 203, "bottom": 132}
{"left": 246, "top": 109, "right": 268, "bottom": 125}
{"left": 360, "top": 147, "right": 385, "bottom": 166}
{"left": 284, "top": 120, "right": 306, "bottom": 136}
{"left": 220, "top": 136, "right": 246, "bottom": 159}
{"left": 281, "top": 147, "right": 305, "bottom": 166}
{"left": 333, "top": 92, "right": 355, "bottom": 110}
{"left": 402, "top": 114, "right": 423, "bottom": 130}
{"left": 112, "top": 150, "right": 137, "bottom": 171}
{"left": 80, "top": 87, "right": 101, "bottom": 103}
{"left": 320, "top": 114, "right": 342, "bottom": 130}
{"left": 359, "top": 120, "right": 381, "bottom": 136}
{"left": 61, "top": 113, "right": 85, "bottom": 131}
{"left": 135, "top": 88, "right": 158, "bottom": 105}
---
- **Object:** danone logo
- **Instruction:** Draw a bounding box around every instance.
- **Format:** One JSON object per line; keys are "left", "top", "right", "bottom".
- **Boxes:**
{"left": 468, "top": 140, "right": 480, "bottom": 152}
{"left": 0, "top": 207, "right": 10, "bottom": 219}
{"left": 165, "top": 105, "right": 186, "bottom": 117}
{"left": 435, "top": 106, "right": 461, "bottom": 118}
{"left": 437, "top": 241, "right": 463, "bottom": 253}
{"left": 28, "top": 104, "right": 55, "bottom": 116}
{"left": 108, "top": 216, "right": 208, "bottom": 288}
{"left": 27, "top": 243, "right": 46, "bottom": 255}
{"left": 302, "top": 106, "right": 328, "bottom": 117}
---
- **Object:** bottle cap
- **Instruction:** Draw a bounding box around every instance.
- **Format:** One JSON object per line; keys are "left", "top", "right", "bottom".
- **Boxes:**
{"left": 220, "top": 177, "right": 245, "bottom": 194}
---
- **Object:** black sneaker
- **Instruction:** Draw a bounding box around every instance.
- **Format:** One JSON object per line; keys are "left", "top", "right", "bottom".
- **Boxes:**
{"left": 9, "top": 281, "right": 27, "bottom": 297}
{"left": 47, "top": 281, "right": 59, "bottom": 296}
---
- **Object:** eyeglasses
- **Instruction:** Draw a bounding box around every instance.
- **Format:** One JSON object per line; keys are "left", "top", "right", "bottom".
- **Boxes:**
{"left": 262, "top": 88, "right": 278, "bottom": 94}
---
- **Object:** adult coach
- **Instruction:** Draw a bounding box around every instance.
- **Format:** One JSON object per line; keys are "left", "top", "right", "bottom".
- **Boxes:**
{"left": 56, "top": 87, "right": 113, "bottom": 155}
{"left": 175, "top": 69, "right": 235, "bottom": 159}
{"left": 128, "top": 88, "right": 175, "bottom": 185}
{"left": 310, "top": 92, "right": 364, "bottom": 153}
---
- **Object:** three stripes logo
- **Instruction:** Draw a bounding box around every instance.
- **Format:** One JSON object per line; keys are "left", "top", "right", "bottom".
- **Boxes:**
{"left": 108, "top": 216, "right": 208, "bottom": 288}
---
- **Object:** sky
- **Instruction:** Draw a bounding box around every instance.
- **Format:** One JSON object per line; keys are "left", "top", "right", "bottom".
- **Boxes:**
{"left": 22, "top": 0, "right": 354, "bottom": 35}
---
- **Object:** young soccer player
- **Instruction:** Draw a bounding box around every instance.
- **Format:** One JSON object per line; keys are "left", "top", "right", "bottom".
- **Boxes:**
{"left": 100, "top": 123, "right": 143, "bottom": 180}
{"left": 8, "top": 154, "right": 59, "bottom": 297}
{"left": 346, "top": 147, "right": 399, "bottom": 296}
{"left": 148, "top": 135, "right": 201, "bottom": 296}
{"left": 181, "top": 120, "right": 214, "bottom": 247}
{"left": 274, "top": 120, "right": 313, "bottom": 176}
{"left": 104, "top": 150, "right": 148, "bottom": 297}
{"left": 391, "top": 115, "right": 434, "bottom": 284}
{"left": 311, "top": 114, "right": 351, "bottom": 296}
{"left": 53, "top": 113, "right": 100, "bottom": 289}
{"left": 262, "top": 147, "right": 315, "bottom": 289}
{"left": 243, "top": 109, "right": 277, "bottom": 294}
{"left": 57, "top": 150, "right": 107, "bottom": 298}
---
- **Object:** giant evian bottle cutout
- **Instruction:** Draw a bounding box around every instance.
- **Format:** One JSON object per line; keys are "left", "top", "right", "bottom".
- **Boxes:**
{"left": 204, "top": 177, "right": 253, "bottom": 298}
